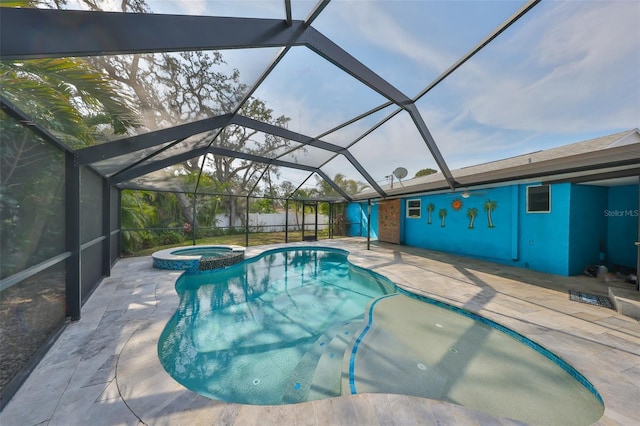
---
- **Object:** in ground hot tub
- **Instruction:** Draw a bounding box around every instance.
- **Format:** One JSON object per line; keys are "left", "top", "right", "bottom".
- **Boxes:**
{"left": 152, "top": 245, "right": 245, "bottom": 273}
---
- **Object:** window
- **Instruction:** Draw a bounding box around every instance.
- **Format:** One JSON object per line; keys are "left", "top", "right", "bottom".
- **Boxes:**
{"left": 406, "top": 199, "right": 421, "bottom": 218}
{"left": 527, "top": 185, "right": 551, "bottom": 213}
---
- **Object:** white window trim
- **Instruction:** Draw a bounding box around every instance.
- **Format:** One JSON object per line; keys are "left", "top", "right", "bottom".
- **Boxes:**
{"left": 406, "top": 199, "right": 421, "bottom": 218}
{"left": 526, "top": 185, "right": 551, "bottom": 213}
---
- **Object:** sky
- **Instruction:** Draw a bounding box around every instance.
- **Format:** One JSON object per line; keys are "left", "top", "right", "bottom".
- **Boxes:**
{"left": 63, "top": 0, "right": 640, "bottom": 190}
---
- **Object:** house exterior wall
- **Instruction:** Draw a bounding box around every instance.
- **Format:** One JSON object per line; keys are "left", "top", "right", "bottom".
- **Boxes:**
{"left": 349, "top": 181, "right": 638, "bottom": 276}
{"left": 568, "top": 185, "right": 608, "bottom": 275}
{"left": 347, "top": 202, "right": 378, "bottom": 239}
{"left": 606, "top": 184, "right": 639, "bottom": 269}
{"left": 517, "top": 183, "right": 571, "bottom": 275}
{"left": 402, "top": 187, "right": 515, "bottom": 263}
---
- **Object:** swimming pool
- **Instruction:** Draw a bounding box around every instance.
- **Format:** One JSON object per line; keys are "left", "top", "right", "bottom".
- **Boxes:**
{"left": 158, "top": 247, "right": 604, "bottom": 424}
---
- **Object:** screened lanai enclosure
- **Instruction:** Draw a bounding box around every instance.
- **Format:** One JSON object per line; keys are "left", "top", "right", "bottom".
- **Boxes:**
{"left": 1, "top": 0, "right": 639, "bottom": 408}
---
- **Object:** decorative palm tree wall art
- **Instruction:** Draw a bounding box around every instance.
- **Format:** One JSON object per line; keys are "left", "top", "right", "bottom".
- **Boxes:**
{"left": 439, "top": 208, "right": 447, "bottom": 227}
{"left": 467, "top": 207, "right": 478, "bottom": 229}
{"left": 427, "top": 202, "right": 435, "bottom": 224}
{"left": 483, "top": 199, "right": 498, "bottom": 228}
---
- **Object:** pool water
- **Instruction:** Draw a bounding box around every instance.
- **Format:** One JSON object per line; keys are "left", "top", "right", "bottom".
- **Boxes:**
{"left": 158, "top": 247, "right": 604, "bottom": 424}
{"left": 349, "top": 293, "right": 604, "bottom": 425}
{"left": 171, "top": 247, "right": 231, "bottom": 258}
{"left": 158, "top": 248, "right": 395, "bottom": 405}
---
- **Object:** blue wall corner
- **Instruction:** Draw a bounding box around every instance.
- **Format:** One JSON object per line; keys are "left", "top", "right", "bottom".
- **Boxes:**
{"left": 347, "top": 202, "right": 378, "bottom": 239}
{"left": 568, "top": 184, "right": 608, "bottom": 275}
{"left": 346, "top": 203, "right": 363, "bottom": 236}
{"left": 606, "top": 185, "right": 639, "bottom": 269}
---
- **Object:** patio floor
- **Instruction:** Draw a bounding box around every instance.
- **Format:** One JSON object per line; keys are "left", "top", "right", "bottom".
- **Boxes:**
{"left": 2, "top": 238, "right": 639, "bottom": 425}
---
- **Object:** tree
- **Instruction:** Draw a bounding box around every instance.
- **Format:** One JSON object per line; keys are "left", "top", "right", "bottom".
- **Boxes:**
{"left": 414, "top": 168, "right": 438, "bottom": 178}
{"left": 92, "top": 48, "right": 292, "bottom": 229}
{"left": 483, "top": 199, "right": 498, "bottom": 228}
{"left": 315, "top": 173, "right": 368, "bottom": 201}
{"left": 426, "top": 202, "right": 435, "bottom": 225}
{"left": 466, "top": 207, "right": 478, "bottom": 229}
{"left": 438, "top": 208, "right": 447, "bottom": 227}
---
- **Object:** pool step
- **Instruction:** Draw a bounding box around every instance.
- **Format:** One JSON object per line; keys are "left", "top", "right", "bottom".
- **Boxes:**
{"left": 280, "top": 320, "right": 363, "bottom": 404}
{"left": 307, "top": 320, "right": 363, "bottom": 401}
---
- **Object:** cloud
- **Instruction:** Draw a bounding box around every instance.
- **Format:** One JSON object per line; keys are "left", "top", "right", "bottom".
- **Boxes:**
{"left": 456, "top": 1, "right": 640, "bottom": 134}
{"left": 332, "top": 1, "right": 454, "bottom": 73}
{"left": 172, "top": 0, "right": 207, "bottom": 16}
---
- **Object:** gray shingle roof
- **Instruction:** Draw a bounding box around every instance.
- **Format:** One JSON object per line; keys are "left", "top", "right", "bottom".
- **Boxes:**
{"left": 357, "top": 129, "right": 640, "bottom": 199}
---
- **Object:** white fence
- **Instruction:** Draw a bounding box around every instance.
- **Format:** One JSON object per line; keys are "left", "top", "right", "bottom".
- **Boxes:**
{"left": 210, "top": 212, "right": 329, "bottom": 232}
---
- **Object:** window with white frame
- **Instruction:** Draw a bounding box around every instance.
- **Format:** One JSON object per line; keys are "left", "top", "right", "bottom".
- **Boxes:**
{"left": 406, "top": 199, "right": 421, "bottom": 218}
{"left": 527, "top": 185, "right": 551, "bottom": 213}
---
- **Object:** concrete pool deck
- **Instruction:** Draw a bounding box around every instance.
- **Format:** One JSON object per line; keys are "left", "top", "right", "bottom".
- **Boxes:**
{"left": 2, "top": 238, "right": 639, "bottom": 425}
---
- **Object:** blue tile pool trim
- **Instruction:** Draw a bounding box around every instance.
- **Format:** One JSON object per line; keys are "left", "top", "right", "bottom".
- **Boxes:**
{"left": 348, "top": 293, "right": 396, "bottom": 395}
{"left": 348, "top": 289, "right": 603, "bottom": 404}
{"left": 152, "top": 245, "right": 245, "bottom": 273}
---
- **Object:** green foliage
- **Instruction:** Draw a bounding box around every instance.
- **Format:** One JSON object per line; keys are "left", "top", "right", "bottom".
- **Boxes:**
{"left": 415, "top": 168, "right": 438, "bottom": 177}
{"left": 0, "top": 58, "right": 139, "bottom": 148}
{"left": 250, "top": 198, "right": 277, "bottom": 213}
{"left": 120, "top": 190, "right": 192, "bottom": 253}
{"left": 314, "top": 173, "right": 368, "bottom": 199}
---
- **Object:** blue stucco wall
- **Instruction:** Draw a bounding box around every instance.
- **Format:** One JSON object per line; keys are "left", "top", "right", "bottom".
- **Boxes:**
{"left": 568, "top": 185, "right": 608, "bottom": 275}
{"left": 606, "top": 185, "right": 639, "bottom": 269}
{"left": 348, "top": 181, "right": 638, "bottom": 276}
{"left": 403, "top": 187, "right": 514, "bottom": 263}
{"left": 346, "top": 203, "right": 363, "bottom": 236}
{"left": 515, "top": 183, "right": 572, "bottom": 275}
{"left": 346, "top": 202, "right": 378, "bottom": 239}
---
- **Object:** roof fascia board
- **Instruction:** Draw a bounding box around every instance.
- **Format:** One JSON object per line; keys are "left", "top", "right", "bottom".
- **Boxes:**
{"left": 76, "top": 114, "right": 234, "bottom": 165}
{"left": 0, "top": 8, "right": 307, "bottom": 59}
{"left": 351, "top": 144, "right": 640, "bottom": 200}
{"left": 366, "top": 153, "right": 640, "bottom": 200}
{"left": 542, "top": 167, "right": 640, "bottom": 185}
{"left": 455, "top": 145, "right": 640, "bottom": 184}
